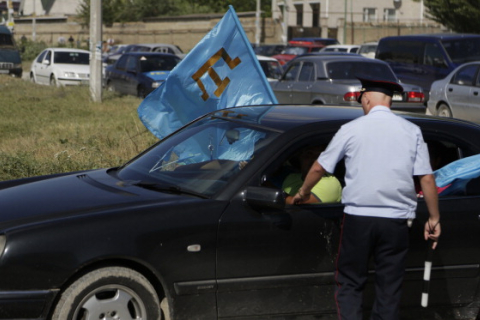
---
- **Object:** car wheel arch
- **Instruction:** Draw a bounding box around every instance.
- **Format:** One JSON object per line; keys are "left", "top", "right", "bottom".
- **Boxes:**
{"left": 49, "top": 258, "right": 167, "bottom": 317}
{"left": 50, "top": 265, "right": 165, "bottom": 320}
{"left": 437, "top": 102, "right": 453, "bottom": 118}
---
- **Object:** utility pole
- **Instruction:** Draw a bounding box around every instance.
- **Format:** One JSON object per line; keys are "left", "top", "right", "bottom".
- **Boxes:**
{"left": 255, "top": 0, "right": 261, "bottom": 46}
{"left": 90, "top": 0, "right": 102, "bottom": 103}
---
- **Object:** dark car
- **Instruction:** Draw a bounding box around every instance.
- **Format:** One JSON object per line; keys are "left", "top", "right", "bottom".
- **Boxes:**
{"left": 376, "top": 34, "right": 480, "bottom": 100}
{"left": 272, "top": 54, "right": 425, "bottom": 111}
{"left": 105, "top": 52, "right": 181, "bottom": 98}
{"left": 0, "top": 25, "right": 22, "bottom": 78}
{"left": 1, "top": 105, "right": 480, "bottom": 320}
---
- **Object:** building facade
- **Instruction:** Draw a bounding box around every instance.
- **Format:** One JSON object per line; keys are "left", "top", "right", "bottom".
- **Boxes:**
{"left": 272, "top": 0, "right": 442, "bottom": 44}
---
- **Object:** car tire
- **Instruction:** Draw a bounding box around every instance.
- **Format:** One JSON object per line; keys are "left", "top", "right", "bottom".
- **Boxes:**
{"left": 106, "top": 81, "right": 115, "bottom": 92}
{"left": 137, "top": 86, "right": 147, "bottom": 98}
{"left": 437, "top": 103, "right": 452, "bottom": 118}
{"left": 50, "top": 74, "right": 57, "bottom": 87}
{"left": 51, "top": 266, "right": 162, "bottom": 320}
{"left": 30, "top": 72, "right": 35, "bottom": 83}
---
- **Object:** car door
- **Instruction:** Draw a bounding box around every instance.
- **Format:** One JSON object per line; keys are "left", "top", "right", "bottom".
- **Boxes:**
{"left": 290, "top": 61, "right": 316, "bottom": 104}
{"left": 34, "top": 49, "right": 52, "bottom": 84}
{"left": 108, "top": 55, "right": 129, "bottom": 93}
{"left": 401, "top": 124, "right": 480, "bottom": 311}
{"left": 272, "top": 61, "right": 301, "bottom": 103}
{"left": 216, "top": 131, "right": 345, "bottom": 319}
{"left": 123, "top": 55, "right": 140, "bottom": 96}
{"left": 447, "top": 64, "right": 479, "bottom": 120}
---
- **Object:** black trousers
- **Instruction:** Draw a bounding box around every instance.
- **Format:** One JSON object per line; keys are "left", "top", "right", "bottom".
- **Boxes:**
{"left": 335, "top": 213, "right": 409, "bottom": 320}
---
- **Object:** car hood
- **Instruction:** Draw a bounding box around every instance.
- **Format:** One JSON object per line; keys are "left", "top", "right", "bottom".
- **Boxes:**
{"left": 143, "top": 70, "right": 170, "bottom": 81}
{"left": 0, "top": 169, "right": 199, "bottom": 229}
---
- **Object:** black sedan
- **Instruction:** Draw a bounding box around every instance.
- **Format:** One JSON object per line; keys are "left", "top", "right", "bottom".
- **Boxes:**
{"left": 105, "top": 52, "right": 181, "bottom": 98}
{"left": 1, "top": 105, "right": 480, "bottom": 320}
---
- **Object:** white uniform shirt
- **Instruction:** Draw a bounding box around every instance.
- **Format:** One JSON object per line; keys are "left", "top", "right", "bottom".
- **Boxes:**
{"left": 318, "top": 106, "right": 432, "bottom": 219}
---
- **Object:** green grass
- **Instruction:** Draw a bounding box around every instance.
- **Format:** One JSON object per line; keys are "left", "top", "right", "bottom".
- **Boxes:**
{"left": 0, "top": 75, "right": 158, "bottom": 181}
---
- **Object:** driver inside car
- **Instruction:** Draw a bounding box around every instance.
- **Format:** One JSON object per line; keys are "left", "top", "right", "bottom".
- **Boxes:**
{"left": 283, "top": 145, "right": 342, "bottom": 204}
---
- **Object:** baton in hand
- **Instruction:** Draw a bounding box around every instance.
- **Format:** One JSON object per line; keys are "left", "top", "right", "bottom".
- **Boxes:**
{"left": 421, "top": 239, "right": 434, "bottom": 307}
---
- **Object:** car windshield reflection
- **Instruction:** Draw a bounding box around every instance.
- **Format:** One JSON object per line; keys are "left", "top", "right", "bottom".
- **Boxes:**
{"left": 118, "top": 116, "right": 280, "bottom": 197}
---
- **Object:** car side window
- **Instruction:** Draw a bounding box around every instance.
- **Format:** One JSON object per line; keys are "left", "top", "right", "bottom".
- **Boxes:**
{"left": 424, "top": 43, "right": 447, "bottom": 68}
{"left": 36, "top": 50, "right": 47, "bottom": 63}
{"left": 422, "top": 137, "right": 480, "bottom": 197}
{"left": 282, "top": 62, "right": 301, "bottom": 81}
{"left": 298, "top": 62, "right": 315, "bottom": 81}
{"left": 260, "top": 134, "right": 345, "bottom": 205}
{"left": 451, "top": 65, "right": 479, "bottom": 86}
{"left": 44, "top": 51, "right": 52, "bottom": 64}
{"left": 126, "top": 56, "right": 137, "bottom": 72}
{"left": 116, "top": 55, "right": 129, "bottom": 71}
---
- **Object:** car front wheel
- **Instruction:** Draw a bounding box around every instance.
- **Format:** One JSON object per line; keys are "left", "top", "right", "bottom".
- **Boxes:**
{"left": 437, "top": 103, "right": 452, "bottom": 118}
{"left": 50, "top": 75, "right": 57, "bottom": 87}
{"left": 51, "top": 266, "right": 162, "bottom": 320}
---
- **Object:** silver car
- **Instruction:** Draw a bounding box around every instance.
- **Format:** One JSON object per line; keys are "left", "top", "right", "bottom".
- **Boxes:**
{"left": 427, "top": 62, "right": 480, "bottom": 123}
{"left": 272, "top": 53, "right": 425, "bottom": 111}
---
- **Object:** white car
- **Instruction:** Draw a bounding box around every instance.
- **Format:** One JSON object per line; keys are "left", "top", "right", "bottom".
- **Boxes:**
{"left": 427, "top": 61, "right": 480, "bottom": 123}
{"left": 358, "top": 42, "right": 378, "bottom": 59}
{"left": 256, "top": 55, "right": 283, "bottom": 83}
{"left": 30, "top": 48, "right": 90, "bottom": 86}
{"left": 319, "top": 44, "right": 360, "bottom": 53}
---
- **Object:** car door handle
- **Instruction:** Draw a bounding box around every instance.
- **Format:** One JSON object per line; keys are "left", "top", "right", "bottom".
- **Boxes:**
{"left": 474, "top": 91, "right": 479, "bottom": 96}
{"left": 448, "top": 87, "right": 453, "bottom": 92}
{"left": 306, "top": 85, "right": 313, "bottom": 89}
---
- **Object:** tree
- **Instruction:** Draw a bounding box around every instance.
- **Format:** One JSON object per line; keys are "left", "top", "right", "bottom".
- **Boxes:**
{"left": 421, "top": 0, "right": 480, "bottom": 33}
{"left": 77, "top": 0, "right": 271, "bottom": 26}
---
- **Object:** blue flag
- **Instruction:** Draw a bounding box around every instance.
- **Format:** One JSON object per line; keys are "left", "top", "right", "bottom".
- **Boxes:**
{"left": 137, "top": 5, "right": 278, "bottom": 139}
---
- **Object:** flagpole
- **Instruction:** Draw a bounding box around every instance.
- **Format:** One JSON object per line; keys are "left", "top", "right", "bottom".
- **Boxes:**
{"left": 255, "top": 0, "right": 261, "bottom": 46}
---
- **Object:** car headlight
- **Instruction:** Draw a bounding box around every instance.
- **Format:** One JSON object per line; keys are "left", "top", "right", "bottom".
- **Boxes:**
{"left": 0, "top": 235, "right": 5, "bottom": 257}
{"left": 63, "top": 72, "right": 77, "bottom": 78}
{"left": 152, "top": 81, "right": 164, "bottom": 89}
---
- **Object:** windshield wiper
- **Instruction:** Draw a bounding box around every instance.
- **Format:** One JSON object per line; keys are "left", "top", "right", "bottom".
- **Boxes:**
{"left": 132, "top": 181, "right": 209, "bottom": 199}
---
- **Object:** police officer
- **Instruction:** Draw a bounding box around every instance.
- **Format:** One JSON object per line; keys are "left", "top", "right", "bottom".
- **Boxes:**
{"left": 292, "top": 76, "right": 441, "bottom": 320}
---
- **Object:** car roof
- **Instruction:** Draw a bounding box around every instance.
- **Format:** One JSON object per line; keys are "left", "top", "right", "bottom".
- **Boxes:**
{"left": 208, "top": 105, "right": 477, "bottom": 133}
{"left": 45, "top": 48, "right": 90, "bottom": 54}
{"left": 293, "top": 53, "right": 372, "bottom": 62}
{"left": 123, "top": 52, "right": 178, "bottom": 57}
{"left": 256, "top": 55, "right": 280, "bottom": 62}
{"left": 380, "top": 34, "right": 480, "bottom": 41}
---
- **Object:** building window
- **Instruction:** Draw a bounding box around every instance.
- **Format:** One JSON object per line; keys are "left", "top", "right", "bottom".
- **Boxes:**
{"left": 310, "top": 3, "right": 320, "bottom": 27}
{"left": 295, "top": 4, "right": 303, "bottom": 26}
{"left": 363, "top": 8, "right": 377, "bottom": 22}
{"left": 384, "top": 8, "right": 396, "bottom": 22}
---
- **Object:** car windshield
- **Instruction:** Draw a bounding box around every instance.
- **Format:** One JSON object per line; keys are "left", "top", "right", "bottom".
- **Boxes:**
{"left": 326, "top": 61, "right": 397, "bottom": 81}
{"left": 54, "top": 52, "right": 89, "bottom": 65}
{"left": 139, "top": 55, "right": 180, "bottom": 72}
{"left": 442, "top": 38, "right": 480, "bottom": 64}
{"left": 282, "top": 46, "right": 309, "bottom": 55}
{"left": 259, "top": 60, "right": 283, "bottom": 79}
{"left": 117, "top": 113, "right": 280, "bottom": 197}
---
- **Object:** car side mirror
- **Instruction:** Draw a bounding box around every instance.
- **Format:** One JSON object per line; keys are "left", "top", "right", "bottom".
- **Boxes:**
{"left": 244, "top": 186, "right": 285, "bottom": 212}
{"left": 42, "top": 60, "right": 50, "bottom": 65}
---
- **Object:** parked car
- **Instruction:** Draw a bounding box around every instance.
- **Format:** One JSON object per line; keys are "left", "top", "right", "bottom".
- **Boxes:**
{"left": 357, "top": 41, "right": 378, "bottom": 58}
{"left": 257, "top": 55, "right": 283, "bottom": 82}
{"left": 427, "top": 61, "right": 480, "bottom": 123}
{"left": 376, "top": 34, "right": 480, "bottom": 100}
{"left": 29, "top": 48, "right": 90, "bottom": 86}
{"left": 1, "top": 105, "right": 480, "bottom": 320}
{"left": 103, "top": 43, "right": 185, "bottom": 66}
{"left": 272, "top": 40, "right": 325, "bottom": 65}
{"left": 105, "top": 52, "right": 181, "bottom": 98}
{"left": 272, "top": 54, "right": 425, "bottom": 111}
{"left": 320, "top": 44, "right": 360, "bottom": 53}
{"left": 0, "top": 25, "right": 22, "bottom": 77}
{"left": 290, "top": 37, "right": 339, "bottom": 46}
{"left": 253, "top": 44, "right": 286, "bottom": 56}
